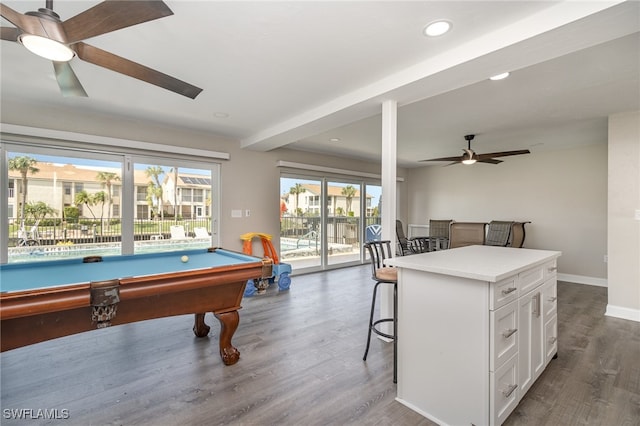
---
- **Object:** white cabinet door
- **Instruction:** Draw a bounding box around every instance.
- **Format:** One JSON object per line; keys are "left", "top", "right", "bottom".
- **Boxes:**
{"left": 518, "top": 289, "right": 544, "bottom": 396}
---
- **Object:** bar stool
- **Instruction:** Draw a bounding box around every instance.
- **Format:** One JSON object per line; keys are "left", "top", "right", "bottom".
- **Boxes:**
{"left": 362, "top": 240, "right": 397, "bottom": 383}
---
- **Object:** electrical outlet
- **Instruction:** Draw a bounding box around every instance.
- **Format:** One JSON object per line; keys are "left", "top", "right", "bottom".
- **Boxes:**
{"left": 604, "top": 254, "right": 608, "bottom": 263}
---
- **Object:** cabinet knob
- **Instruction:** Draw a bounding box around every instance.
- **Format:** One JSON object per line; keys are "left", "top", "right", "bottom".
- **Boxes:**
{"left": 548, "top": 266, "right": 558, "bottom": 272}
{"left": 548, "top": 296, "right": 557, "bottom": 302}
{"left": 549, "top": 336, "right": 558, "bottom": 344}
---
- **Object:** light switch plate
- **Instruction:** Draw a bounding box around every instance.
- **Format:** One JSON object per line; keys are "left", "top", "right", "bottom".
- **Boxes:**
{"left": 635, "top": 209, "right": 640, "bottom": 221}
{"left": 231, "top": 209, "right": 242, "bottom": 218}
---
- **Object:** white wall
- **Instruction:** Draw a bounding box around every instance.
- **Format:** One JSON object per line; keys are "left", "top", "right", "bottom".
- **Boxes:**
{"left": 607, "top": 110, "right": 640, "bottom": 322}
{"left": 406, "top": 144, "right": 608, "bottom": 281}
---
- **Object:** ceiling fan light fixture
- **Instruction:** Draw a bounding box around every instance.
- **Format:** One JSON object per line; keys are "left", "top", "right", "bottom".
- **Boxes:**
{"left": 18, "top": 34, "right": 75, "bottom": 62}
{"left": 462, "top": 149, "right": 477, "bottom": 165}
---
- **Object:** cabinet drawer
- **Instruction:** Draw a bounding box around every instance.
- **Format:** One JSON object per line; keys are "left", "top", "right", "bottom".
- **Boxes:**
{"left": 544, "top": 259, "right": 558, "bottom": 280}
{"left": 490, "top": 353, "right": 519, "bottom": 426}
{"left": 519, "top": 265, "right": 544, "bottom": 296}
{"left": 545, "top": 315, "right": 558, "bottom": 363}
{"left": 542, "top": 279, "right": 557, "bottom": 319}
{"left": 491, "top": 275, "right": 518, "bottom": 310}
{"left": 490, "top": 300, "right": 518, "bottom": 372}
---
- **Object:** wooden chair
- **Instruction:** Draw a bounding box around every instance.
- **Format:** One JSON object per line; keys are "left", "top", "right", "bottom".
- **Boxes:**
{"left": 363, "top": 240, "right": 397, "bottom": 383}
{"left": 449, "top": 222, "right": 487, "bottom": 249}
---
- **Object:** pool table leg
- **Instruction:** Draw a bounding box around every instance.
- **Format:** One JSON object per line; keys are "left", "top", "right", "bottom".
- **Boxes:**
{"left": 192, "top": 311, "right": 240, "bottom": 365}
{"left": 215, "top": 310, "right": 240, "bottom": 366}
{"left": 193, "top": 313, "right": 211, "bottom": 337}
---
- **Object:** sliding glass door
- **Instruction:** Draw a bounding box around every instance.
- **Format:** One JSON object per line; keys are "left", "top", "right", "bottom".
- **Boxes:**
{"left": 280, "top": 176, "right": 323, "bottom": 270}
{"left": 280, "top": 174, "right": 381, "bottom": 272}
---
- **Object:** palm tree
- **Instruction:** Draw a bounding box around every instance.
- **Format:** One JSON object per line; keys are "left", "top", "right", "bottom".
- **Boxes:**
{"left": 146, "top": 182, "right": 163, "bottom": 220}
{"left": 289, "top": 184, "right": 306, "bottom": 217}
{"left": 96, "top": 171, "right": 120, "bottom": 227}
{"left": 75, "top": 190, "right": 97, "bottom": 219}
{"left": 92, "top": 191, "right": 108, "bottom": 233}
{"left": 145, "top": 166, "right": 165, "bottom": 220}
{"left": 8, "top": 156, "right": 39, "bottom": 226}
{"left": 341, "top": 185, "right": 357, "bottom": 215}
{"left": 24, "top": 201, "right": 57, "bottom": 221}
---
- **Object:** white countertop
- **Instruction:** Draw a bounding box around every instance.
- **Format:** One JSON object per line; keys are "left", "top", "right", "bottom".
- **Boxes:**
{"left": 385, "top": 245, "right": 562, "bottom": 282}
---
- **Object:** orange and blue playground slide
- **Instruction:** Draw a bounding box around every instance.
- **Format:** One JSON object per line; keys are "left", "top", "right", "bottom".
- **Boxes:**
{"left": 240, "top": 232, "right": 292, "bottom": 296}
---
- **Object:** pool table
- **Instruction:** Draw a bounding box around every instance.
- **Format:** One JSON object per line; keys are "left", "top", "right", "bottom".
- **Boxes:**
{"left": 0, "top": 248, "right": 272, "bottom": 365}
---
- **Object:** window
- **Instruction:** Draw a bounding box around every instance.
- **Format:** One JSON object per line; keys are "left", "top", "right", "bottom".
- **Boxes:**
{"left": 2, "top": 140, "right": 221, "bottom": 264}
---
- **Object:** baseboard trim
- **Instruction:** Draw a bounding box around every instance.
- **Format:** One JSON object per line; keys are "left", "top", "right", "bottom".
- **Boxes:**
{"left": 605, "top": 304, "right": 640, "bottom": 323}
{"left": 557, "top": 273, "right": 607, "bottom": 287}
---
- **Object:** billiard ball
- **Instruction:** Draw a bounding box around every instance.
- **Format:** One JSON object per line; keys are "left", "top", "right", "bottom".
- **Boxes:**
{"left": 181, "top": 255, "right": 189, "bottom": 263}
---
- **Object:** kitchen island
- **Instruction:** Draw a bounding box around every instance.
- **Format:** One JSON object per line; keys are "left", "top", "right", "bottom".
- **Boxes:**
{"left": 386, "top": 245, "right": 561, "bottom": 426}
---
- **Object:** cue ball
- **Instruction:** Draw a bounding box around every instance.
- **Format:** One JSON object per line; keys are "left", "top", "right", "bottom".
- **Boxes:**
{"left": 181, "top": 255, "right": 189, "bottom": 263}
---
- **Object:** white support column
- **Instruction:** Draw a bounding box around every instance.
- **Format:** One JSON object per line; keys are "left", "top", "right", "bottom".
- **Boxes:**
{"left": 380, "top": 99, "right": 397, "bottom": 338}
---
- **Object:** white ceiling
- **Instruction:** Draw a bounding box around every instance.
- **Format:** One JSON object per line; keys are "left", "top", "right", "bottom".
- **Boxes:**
{"left": 1, "top": 1, "right": 639, "bottom": 168}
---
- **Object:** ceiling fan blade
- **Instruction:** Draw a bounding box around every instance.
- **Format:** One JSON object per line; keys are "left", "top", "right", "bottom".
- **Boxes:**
{"left": 53, "top": 61, "right": 88, "bottom": 97}
{"left": 74, "top": 42, "right": 202, "bottom": 99}
{"left": 1, "top": 26, "right": 19, "bottom": 41}
{"left": 476, "top": 149, "right": 530, "bottom": 160}
{"left": 62, "top": 0, "right": 173, "bottom": 44}
{"left": 0, "top": 2, "right": 56, "bottom": 38}
{"left": 419, "top": 155, "right": 463, "bottom": 162}
{"left": 477, "top": 158, "right": 503, "bottom": 164}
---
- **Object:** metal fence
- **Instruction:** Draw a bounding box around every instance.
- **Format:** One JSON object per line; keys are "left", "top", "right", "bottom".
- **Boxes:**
{"left": 280, "top": 216, "right": 381, "bottom": 245}
{"left": 7, "top": 217, "right": 211, "bottom": 247}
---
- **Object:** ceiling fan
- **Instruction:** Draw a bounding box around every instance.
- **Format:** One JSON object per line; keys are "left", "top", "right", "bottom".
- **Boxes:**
{"left": 420, "top": 134, "right": 530, "bottom": 165}
{"left": 0, "top": 0, "right": 202, "bottom": 98}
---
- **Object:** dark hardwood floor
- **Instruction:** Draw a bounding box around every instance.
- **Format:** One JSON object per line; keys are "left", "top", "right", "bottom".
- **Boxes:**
{"left": 1, "top": 266, "right": 638, "bottom": 425}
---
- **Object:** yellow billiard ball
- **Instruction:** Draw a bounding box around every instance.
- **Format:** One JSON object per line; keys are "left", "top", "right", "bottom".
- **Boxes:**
{"left": 181, "top": 255, "right": 189, "bottom": 263}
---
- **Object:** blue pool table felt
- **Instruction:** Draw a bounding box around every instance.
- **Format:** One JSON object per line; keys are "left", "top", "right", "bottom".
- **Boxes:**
{"left": 0, "top": 249, "right": 259, "bottom": 293}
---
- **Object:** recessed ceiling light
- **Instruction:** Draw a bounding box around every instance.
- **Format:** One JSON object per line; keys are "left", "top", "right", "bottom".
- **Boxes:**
{"left": 424, "top": 20, "right": 451, "bottom": 37}
{"left": 213, "top": 112, "right": 229, "bottom": 118}
{"left": 489, "top": 72, "right": 510, "bottom": 81}
{"left": 329, "top": 138, "right": 340, "bottom": 142}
